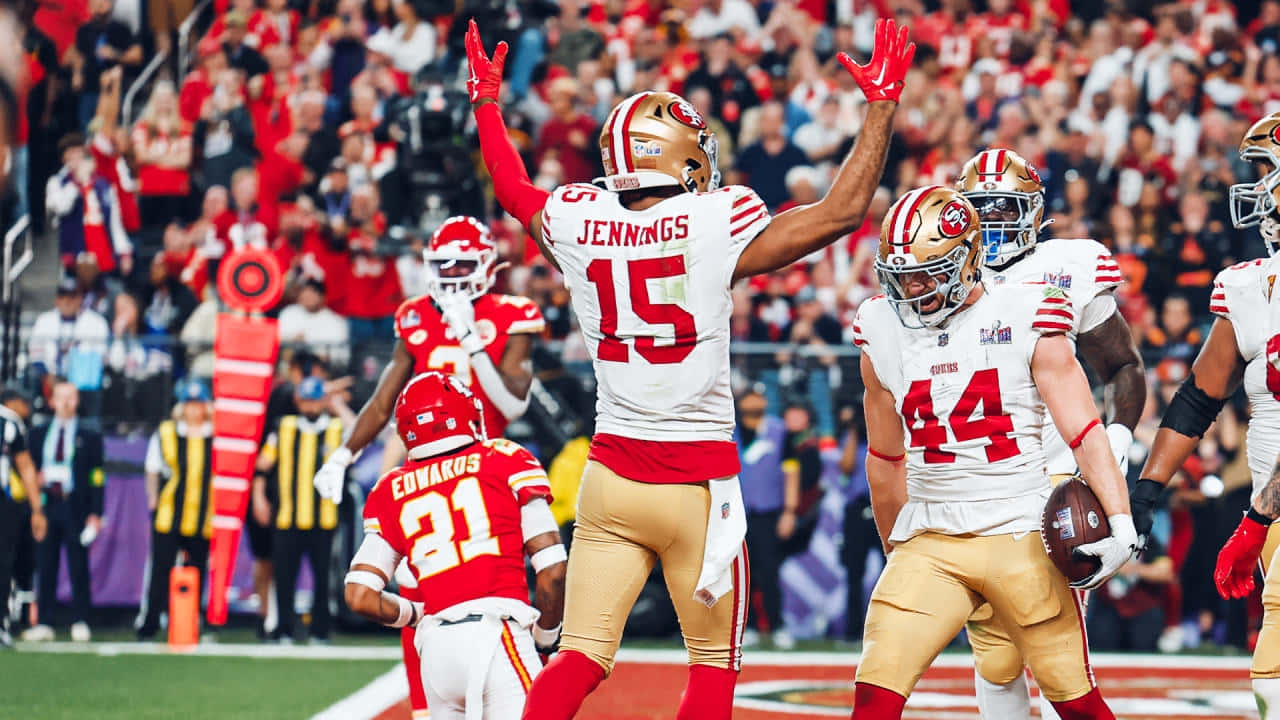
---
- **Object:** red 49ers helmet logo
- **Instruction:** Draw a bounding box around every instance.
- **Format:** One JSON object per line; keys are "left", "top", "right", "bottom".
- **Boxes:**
{"left": 939, "top": 200, "right": 972, "bottom": 238}
{"left": 669, "top": 100, "right": 707, "bottom": 129}
{"left": 1026, "top": 162, "right": 1042, "bottom": 184}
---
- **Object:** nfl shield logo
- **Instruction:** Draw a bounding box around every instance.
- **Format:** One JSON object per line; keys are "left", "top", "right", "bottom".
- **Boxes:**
{"left": 721, "top": 502, "right": 731, "bottom": 520}
{"left": 938, "top": 333, "right": 949, "bottom": 347}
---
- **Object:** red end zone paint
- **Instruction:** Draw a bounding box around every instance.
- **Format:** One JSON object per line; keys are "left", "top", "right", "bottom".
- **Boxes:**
{"left": 371, "top": 654, "right": 1256, "bottom": 720}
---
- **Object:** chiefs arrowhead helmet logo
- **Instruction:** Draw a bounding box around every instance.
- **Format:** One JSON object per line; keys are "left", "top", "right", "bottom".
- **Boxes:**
{"left": 668, "top": 100, "right": 707, "bottom": 129}
{"left": 939, "top": 200, "right": 972, "bottom": 238}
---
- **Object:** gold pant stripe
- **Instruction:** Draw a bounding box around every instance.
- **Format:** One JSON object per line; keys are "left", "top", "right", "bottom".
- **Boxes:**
{"left": 1253, "top": 522, "right": 1280, "bottom": 678}
{"left": 296, "top": 428, "right": 318, "bottom": 530}
{"left": 276, "top": 417, "right": 296, "bottom": 530}
{"left": 155, "top": 421, "right": 180, "bottom": 534}
{"left": 179, "top": 434, "right": 205, "bottom": 537}
{"left": 319, "top": 420, "right": 342, "bottom": 530}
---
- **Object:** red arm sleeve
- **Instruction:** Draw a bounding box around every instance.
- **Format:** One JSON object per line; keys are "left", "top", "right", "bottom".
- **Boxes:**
{"left": 475, "top": 103, "right": 551, "bottom": 230}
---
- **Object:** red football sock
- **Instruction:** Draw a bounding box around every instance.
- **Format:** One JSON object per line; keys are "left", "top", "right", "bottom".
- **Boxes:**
{"left": 1050, "top": 688, "right": 1115, "bottom": 720}
{"left": 850, "top": 682, "right": 906, "bottom": 719}
{"left": 521, "top": 649, "right": 606, "bottom": 720}
{"left": 676, "top": 665, "right": 738, "bottom": 720}
{"left": 400, "top": 624, "right": 427, "bottom": 714}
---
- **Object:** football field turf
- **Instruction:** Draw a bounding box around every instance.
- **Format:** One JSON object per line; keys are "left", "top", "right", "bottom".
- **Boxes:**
{"left": 0, "top": 649, "right": 396, "bottom": 719}
{"left": 0, "top": 643, "right": 1262, "bottom": 719}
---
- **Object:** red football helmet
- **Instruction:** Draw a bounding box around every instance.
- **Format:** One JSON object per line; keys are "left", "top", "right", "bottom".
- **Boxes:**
{"left": 423, "top": 216, "right": 499, "bottom": 302}
{"left": 395, "top": 371, "right": 487, "bottom": 459}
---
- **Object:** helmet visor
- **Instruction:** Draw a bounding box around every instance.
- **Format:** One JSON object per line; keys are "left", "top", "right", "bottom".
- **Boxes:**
{"left": 964, "top": 191, "right": 1036, "bottom": 267}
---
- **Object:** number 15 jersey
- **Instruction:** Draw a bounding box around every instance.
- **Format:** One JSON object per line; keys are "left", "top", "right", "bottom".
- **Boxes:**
{"left": 541, "top": 183, "right": 770, "bottom": 478}
{"left": 854, "top": 283, "right": 1075, "bottom": 543}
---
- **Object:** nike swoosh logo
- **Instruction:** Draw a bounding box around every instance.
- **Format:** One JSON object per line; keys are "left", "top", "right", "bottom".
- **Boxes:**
{"left": 873, "top": 62, "right": 887, "bottom": 86}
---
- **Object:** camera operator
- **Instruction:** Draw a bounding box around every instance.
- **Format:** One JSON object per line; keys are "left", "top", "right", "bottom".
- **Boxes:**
{"left": 383, "top": 65, "right": 481, "bottom": 228}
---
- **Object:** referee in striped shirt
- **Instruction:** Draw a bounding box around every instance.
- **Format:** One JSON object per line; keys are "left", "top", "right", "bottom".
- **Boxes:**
{"left": 0, "top": 388, "right": 45, "bottom": 647}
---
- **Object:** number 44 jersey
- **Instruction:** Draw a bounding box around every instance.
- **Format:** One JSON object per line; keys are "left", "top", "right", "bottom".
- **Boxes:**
{"left": 362, "top": 438, "right": 552, "bottom": 615}
{"left": 540, "top": 183, "right": 771, "bottom": 445}
{"left": 853, "top": 282, "right": 1076, "bottom": 543}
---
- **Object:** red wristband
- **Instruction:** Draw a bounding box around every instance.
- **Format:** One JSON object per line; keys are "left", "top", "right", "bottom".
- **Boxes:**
{"left": 1068, "top": 418, "right": 1101, "bottom": 450}
{"left": 868, "top": 447, "right": 905, "bottom": 462}
{"left": 475, "top": 103, "right": 550, "bottom": 229}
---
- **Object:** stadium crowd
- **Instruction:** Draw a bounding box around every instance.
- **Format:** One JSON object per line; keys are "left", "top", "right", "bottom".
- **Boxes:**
{"left": 8, "top": 0, "right": 1280, "bottom": 653}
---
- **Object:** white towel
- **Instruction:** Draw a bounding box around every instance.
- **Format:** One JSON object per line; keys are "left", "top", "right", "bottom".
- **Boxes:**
{"left": 694, "top": 476, "right": 747, "bottom": 608}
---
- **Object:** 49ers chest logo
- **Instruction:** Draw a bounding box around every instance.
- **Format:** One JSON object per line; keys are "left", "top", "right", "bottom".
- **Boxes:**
{"left": 669, "top": 101, "right": 706, "bottom": 129}
{"left": 939, "top": 200, "right": 971, "bottom": 237}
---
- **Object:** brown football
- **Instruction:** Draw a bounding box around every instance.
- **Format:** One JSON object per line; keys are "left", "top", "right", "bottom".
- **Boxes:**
{"left": 1041, "top": 478, "right": 1110, "bottom": 583}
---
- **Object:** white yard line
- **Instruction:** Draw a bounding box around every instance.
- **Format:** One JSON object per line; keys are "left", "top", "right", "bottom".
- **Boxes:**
{"left": 311, "top": 663, "right": 409, "bottom": 720}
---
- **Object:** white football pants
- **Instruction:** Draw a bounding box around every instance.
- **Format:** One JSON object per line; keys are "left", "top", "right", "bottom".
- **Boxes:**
{"left": 416, "top": 615, "right": 542, "bottom": 720}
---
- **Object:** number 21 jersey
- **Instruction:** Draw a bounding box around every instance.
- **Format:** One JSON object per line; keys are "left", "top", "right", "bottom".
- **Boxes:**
{"left": 362, "top": 438, "right": 552, "bottom": 615}
{"left": 854, "top": 283, "right": 1075, "bottom": 542}
{"left": 541, "top": 183, "right": 770, "bottom": 452}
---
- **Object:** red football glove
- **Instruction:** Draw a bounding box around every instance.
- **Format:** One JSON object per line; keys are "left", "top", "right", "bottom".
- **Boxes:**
{"left": 1214, "top": 511, "right": 1269, "bottom": 599}
{"left": 837, "top": 18, "right": 916, "bottom": 104}
{"left": 464, "top": 18, "right": 507, "bottom": 106}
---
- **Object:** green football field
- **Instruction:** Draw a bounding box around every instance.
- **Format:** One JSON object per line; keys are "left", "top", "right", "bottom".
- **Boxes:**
{"left": 0, "top": 650, "right": 397, "bottom": 719}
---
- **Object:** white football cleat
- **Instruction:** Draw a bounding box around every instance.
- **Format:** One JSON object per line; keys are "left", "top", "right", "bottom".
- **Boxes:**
{"left": 21, "top": 624, "right": 54, "bottom": 642}
{"left": 71, "top": 622, "right": 91, "bottom": 642}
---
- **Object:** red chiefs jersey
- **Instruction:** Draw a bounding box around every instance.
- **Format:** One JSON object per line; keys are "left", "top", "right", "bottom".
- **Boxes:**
{"left": 395, "top": 293, "right": 545, "bottom": 437}
{"left": 363, "top": 438, "right": 552, "bottom": 614}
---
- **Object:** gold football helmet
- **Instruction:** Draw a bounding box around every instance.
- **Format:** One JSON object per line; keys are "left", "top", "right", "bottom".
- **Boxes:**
{"left": 595, "top": 91, "right": 720, "bottom": 194}
{"left": 956, "top": 148, "right": 1045, "bottom": 268}
{"left": 876, "top": 186, "right": 983, "bottom": 328}
{"left": 1229, "top": 112, "right": 1280, "bottom": 254}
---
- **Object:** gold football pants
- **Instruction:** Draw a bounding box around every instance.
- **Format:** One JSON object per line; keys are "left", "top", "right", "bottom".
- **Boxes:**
{"left": 1253, "top": 523, "right": 1280, "bottom": 678}
{"left": 968, "top": 473, "right": 1080, "bottom": 686}
{"left": 560, "top": 461, "right": 748, "bottom": 674}
{"left": 856, "top": 531, "right": 1094, "bottom": 702}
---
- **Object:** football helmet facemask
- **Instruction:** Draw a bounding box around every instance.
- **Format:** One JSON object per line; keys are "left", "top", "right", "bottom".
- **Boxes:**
{"left": 956, "top": 148, "right": 1045, "bottom": 269}
{"left": 423, "top": 216, "right": 499, "bottom": 302}
{"left": 595, "top": 91, "right": 720, "bottom": 194}
{"left": 1229, "top": 112, "right": 1280, "bottom": 255}
{"left": 876, "top": 186, "right": 983, "bottom": 329}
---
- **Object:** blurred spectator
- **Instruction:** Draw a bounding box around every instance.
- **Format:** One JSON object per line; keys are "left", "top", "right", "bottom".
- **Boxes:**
{"left": 180, "top": 39, "right": 228, "bottom": 125}
{"left": 104, "top": 292, "right": 173, "bottom": 431}
{"left": 774, "top": 286, "right": 841, "bottom": 437}
{"left": 277, "top": 278, "right": 350, "bottom": 370}
{"left": 1142, "top": 293, "right": 1203, "bottom": 364}
{"left": 221, "top": 11, "right": 269, "bottom": 79}
{"left": 46, "top": 135, "right": 134, "bottom": 277}
{"left": 1134, "top": 3, "right": 1199, "bottom": 107}
{"left": 732, "top": 101, "right": 809, "bottom": 211}
{"left": 180, "top": 285, "right": 219, "bottom": 378}
{"left": 535, "top": 78, "right": 600, "bottom": 186}
{"left": 28, "top": 279, "right": 110, "bottom": 394}
{"left": 734, "top": 389, "right": 798, "bottom": 649}
{"left": 837, "top": 406, "right": 879, "bottom": 641}
{"left": 148, "top": 0, "right": 193, "bottom": 57}
{"left": 193, "top": 70, "right": 256, "bottom": 193}
{"left": 547, "top": 0, "right": 605, "bottom": 72}
{"left": 131, "top": 81, "right": 194, "bottom": 236}
{"left": 688, "top": 0, "right": 761, "bottom": 40}
{"left": 68, "top": 0, "right": 142, "bottom": 130}
{"left": 377, "top": 0, "right": 436, "bottom": 76}
{"left": 1087, "top": 537, "right": 1176, "bottom": 651}
{"left": 685, "top": 33, "right": 757, "bottom": 137}
{"left": 792, "top": 96, "right": 849, "bottom": 169}
{"left": 297, "top": 91, "right": 340, "bottom": 190}
{"left": 338, "top": 186, "right": 403, "bottom": 347}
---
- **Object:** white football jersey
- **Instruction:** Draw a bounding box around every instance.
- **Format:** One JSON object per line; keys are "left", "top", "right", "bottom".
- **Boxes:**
{"left": 854, "top": 282, "right": 1077, "bottom": 542}
{"left": 987, "top": 238, "right": 1123, "bottom": 474}
{"left": 541, "top": 183, "right": 770, "bottom": 441}
{"left": 1211, "top": 255, "right": 1280, "bottom": 500}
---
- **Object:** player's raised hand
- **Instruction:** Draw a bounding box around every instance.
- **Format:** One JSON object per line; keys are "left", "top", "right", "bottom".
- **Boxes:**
{"left": 1214, "top": 510, "right": 1269, "bottom": 599}
{"left": 1069, "top": 513, "right": 1138, "bottom": 590}
{"left": 465, "top": 18, "right": 508, "bottom": 107}
{"left": 837, "top": 18, "right": 915, "bottom": 104}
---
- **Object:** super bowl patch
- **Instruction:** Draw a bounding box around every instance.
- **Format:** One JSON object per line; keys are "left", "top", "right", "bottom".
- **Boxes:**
{"left": 1056, "top": 508, "right": 1075, "bottom": 540}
